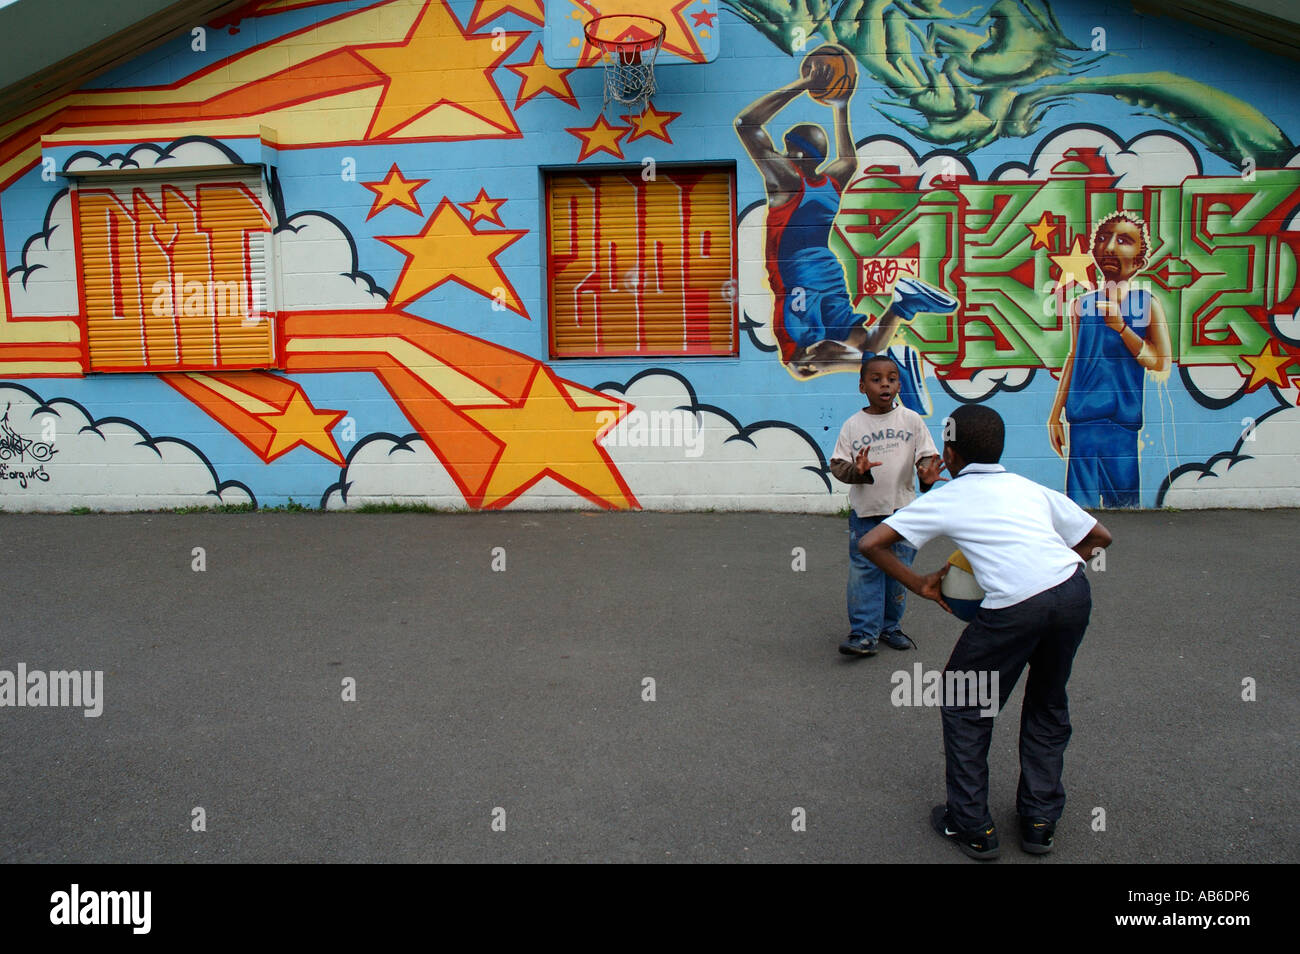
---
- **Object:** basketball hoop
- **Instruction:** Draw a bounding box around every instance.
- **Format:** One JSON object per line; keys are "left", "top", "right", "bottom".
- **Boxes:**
{"left": 584, "top": 14, "right": 666, "bottom": 113}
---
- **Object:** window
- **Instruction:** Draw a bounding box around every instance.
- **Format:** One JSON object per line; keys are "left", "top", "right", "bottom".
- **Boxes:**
{"left": 546, "top": 166, "right": 736, "bottom": 358}
{"left": 74, "top": 170, "right": 276, "bottom": 372}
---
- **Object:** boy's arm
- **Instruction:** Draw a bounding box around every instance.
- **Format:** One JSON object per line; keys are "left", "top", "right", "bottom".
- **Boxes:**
{"left": 830, "top": 458, "right": 872, "bottom": 484}
{"left": 1071, "top": 519, "right": 1112, "bottom": 561}
{"left": 859, "top": 523, "right": 952, "bottom": 613}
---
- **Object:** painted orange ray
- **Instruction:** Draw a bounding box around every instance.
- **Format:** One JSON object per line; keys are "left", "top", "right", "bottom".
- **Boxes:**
{"left": 280, "top": 309, "right": 634, "bottom": 509}
{"left": 164, "top": 371, "right": 346, "bottom": 464}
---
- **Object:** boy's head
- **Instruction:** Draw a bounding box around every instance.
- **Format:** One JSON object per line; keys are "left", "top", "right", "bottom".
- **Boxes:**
{"left": 1091, "top": 211, "right": 1150, "bottom": 283}
{"left": 943, "top": 404, "right": 1004, "bottom": 469}
{"left": 859, "top": 353, "right": 900, "bottom": 411}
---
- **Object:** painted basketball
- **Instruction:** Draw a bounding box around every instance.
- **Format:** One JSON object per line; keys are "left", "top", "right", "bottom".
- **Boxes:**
{"left": 801, "top": 43, "right": 857, "bottom": 104}
{"left": 941, "top": 549, "right": 985, "bottom": 622}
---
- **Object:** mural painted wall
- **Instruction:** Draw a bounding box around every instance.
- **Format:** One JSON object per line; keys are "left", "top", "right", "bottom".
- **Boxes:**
{"left": 0, "top": 0, "right": 1297, "bottom": 511}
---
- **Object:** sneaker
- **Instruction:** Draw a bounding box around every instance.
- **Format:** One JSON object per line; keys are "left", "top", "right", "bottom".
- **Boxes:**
{"left": 891, "top": 277, "right": 959, "bottom": 321}
{"left": 930, "top": 805, "right": 1000, "bottom": 860}
{"left": 838, "top": 633, "right": 878, "bottom": 656}
{"left": 1019, "top": 816, "right": 1056, "bottom": 855}
{"left": 879, "top": 629, "right": 916, "bottom": 650}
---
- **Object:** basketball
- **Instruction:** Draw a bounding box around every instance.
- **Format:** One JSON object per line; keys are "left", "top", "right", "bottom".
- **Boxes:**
{"left": 940, "top": 549, "right": 985, "bottom": 622}
{"left": 801, "top": 43, "right": 857, "bottom": 104}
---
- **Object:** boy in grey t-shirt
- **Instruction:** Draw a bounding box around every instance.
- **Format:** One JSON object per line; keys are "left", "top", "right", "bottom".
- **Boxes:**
{"left": 829, "top": 355, "right": 943, "bottom": 656}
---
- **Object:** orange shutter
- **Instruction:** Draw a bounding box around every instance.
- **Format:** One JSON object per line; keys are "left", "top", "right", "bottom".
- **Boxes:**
{"left": 548, "top": 168, "right": 736, "bottom": 357}
{"left": 77, "top": 172, "right": 276, "bottom": 372}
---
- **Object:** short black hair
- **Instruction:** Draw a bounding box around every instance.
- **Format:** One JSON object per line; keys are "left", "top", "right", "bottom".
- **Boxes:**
{"left": 945, "top": 404, "right": 1004, "bottom": 464}
{"left": 860, "top": 353, "right": 899, "bottom": 381}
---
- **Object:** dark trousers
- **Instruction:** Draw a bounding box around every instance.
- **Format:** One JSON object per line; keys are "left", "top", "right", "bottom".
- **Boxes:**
{"left": 941, "top": 565, "right": 1091, "bottom": 832}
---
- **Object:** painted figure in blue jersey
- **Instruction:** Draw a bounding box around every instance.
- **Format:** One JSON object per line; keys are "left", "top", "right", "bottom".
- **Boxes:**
{"left": 1048, "top": 211, "right": 1172, "bottom": 507}
{"left": 735, "top": 49, "right": 957, "bottom": 412}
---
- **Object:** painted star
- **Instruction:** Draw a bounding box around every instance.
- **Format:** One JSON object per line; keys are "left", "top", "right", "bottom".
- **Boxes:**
{"left": 467, "top": 0, "right": 545, "bottom": 31}
{"left": 459, "top": 188, "right": 508, "bottom": 226}
{"left": 362, "top": 164, "right": 429, "bottom": 220}
{"left": 355, "top": 0, "right": 525, "bottom": 140}
{"left": 1049, "top": 235, "right": 1095, "bottom": 291}
{"left": 622, "top": 103, "right": 680, "bottom": 143}
{"left": 1243, "top": 341, "right": 1292, "bottom": 391}
{"left": 1027, "top": 211, "right": 1057, "bottom": 250}
{"left": 567, "top": 115, "right": 630, "bottom": 161}
{"left": 692, "top": 11, "right": 717, "bottom": 27}
{"left": 507, "top": 42, "right": 578, "bottom": 110}
{"left": 460, "top": 364, "right": 635, "bottom": 509}
{"left": 256, "top": 390, "right": 347, "bottom": 463}
{"left": 378, "top": 198, "right": 528, "bottom": 315}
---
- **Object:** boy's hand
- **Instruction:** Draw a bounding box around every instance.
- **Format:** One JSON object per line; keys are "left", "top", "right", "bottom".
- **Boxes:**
{"left": 855, "top": 446, "right": 881, "bottom": 476}
{"left": 917, "top": 563, "right": 953, "bottom": 614}
{"left": 917, "top": 454, "right": 947, "bottom": 486}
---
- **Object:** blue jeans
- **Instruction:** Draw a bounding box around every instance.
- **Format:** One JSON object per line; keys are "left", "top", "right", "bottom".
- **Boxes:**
{"left": 848, "top": 512, "right": 916, "bottom": 637}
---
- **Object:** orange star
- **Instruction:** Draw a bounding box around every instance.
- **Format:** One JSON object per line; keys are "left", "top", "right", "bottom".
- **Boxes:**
{"left": 355, "top": 0, "right": 525, "bottom": 140}
{"left": 362, "top": 164, "right": 429, "bottom": 220}
{"left": 1027, "top": 211, "right": 1057, "bottom": 250}
{"left": 460, "top": 364, "right": 634, "bottom": 509}
{"left": 507, "top": 43, "right": 578, "bottom": 109}
{"left": 567, "top": 115, "right": 630, "bottom": 161}
{"left": 622, "top": 103, "right": 680, "bottom": 143}
{"left": 1243, "top": 341, "right": 1292, "bottom": 391}
{"left": 459, "top": 188, "right": 508, "bottom": 226}
{"left": 467, "top": 0, "right": 545, "bottom": 31}
{"left": 1049, "top": 235, "right": 1095, "bottom": 291}
{"left": 574, "top": 0, "right": 704, "bottom": 66}
{"left": 256, "top": 390, "right": 347, "bottom": 463}
{"left": 378, "top": 198, "right": 528, "bottom": 315}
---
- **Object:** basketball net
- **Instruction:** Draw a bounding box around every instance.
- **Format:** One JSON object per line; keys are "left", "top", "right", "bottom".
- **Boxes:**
{"left": 585, "top": 16, "right": 665, "bottom": 114}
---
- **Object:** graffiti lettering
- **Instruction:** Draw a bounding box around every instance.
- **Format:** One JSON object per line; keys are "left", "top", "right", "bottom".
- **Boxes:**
{"left": 0, "top": 406, "right": 56, "bottom": 463}
{"left": 0, "top": 463, "right": 50, "bottom": 489}
{"left": 549, "top": 170, "right": 733, "bottom": 354}
{"left": 77, "top": 183, "right": 271, "bottom": 370}
{"left": 860, "top": 257, "right": 919, "bottom": 296}
{"left": 832, "top": 166, "right": 1300, "bottom": 378}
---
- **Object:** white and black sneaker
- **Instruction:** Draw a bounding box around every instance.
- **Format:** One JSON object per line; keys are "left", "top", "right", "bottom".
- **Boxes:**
{"left": 931, "top": 805, "right": 1000, "bottom": 860}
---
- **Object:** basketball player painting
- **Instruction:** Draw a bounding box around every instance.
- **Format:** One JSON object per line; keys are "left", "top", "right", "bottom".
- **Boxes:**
{"left": 735, "top": 47, "right": 956, "bottom": 412}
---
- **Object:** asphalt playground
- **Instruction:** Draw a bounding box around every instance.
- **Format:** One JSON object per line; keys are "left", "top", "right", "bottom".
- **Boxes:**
{"left": 0, "top": 508, "right": 1295, "bottom": 864}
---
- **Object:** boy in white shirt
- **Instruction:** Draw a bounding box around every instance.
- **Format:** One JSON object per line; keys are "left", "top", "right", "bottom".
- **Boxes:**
{"left": 859, "top": 404, "right": 1112, "bottom": 860}
{"left": 830, "top": 355, "right": 944, "bottom": 656}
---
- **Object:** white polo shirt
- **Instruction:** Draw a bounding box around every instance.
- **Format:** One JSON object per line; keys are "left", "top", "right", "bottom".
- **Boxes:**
{"left": 883, "top": 463, "right": 1097, "bottom": 609}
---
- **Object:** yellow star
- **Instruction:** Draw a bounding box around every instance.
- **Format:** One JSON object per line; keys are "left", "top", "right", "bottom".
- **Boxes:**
{"left": 378, "top": 198, "right": 528, "bottom": 314}
{"left": 461, "top": 365, "right": 634, "bottom": 509}
{"left": 362, "top": 164, "right": 429, "bottom": 220}
{"left": 256, "top": 390, "right": 347, "bottom": 463}
{"left": 507, "top": 42, "right": 578, "bottom": 109}
{"left": 1027, "top": 210, "right": 1057, "bottom": 250}
{"left": 622, "top": 103, "right": 680, "bottom": 143}
{"left": 467, "top": 0, "right": 546, "bottom": 31}
{"left": 458, "top": 188, "right": 508, "bottom": 226}
{"left": 1049, "top": 235, "right": 1095, "bottom": 291}
{"left": 1243, "top": 341, "right": 1292, "bottom": 391}
{"left": 566, "top": 115, "right": 630, "bottom": 161}
{"left": 355, "top": 1, "right": 524, "bottom": 140}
